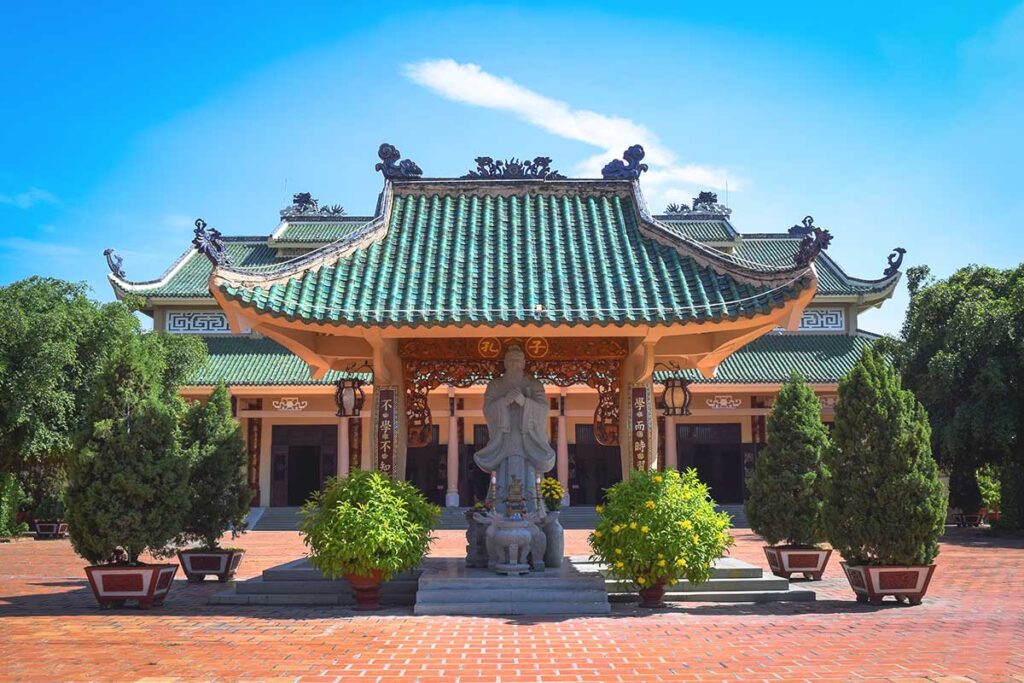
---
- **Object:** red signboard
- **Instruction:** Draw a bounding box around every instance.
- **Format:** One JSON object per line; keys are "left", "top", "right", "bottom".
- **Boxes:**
{"left": 375, "top": 386, "right": 398, "bottom": 476}
{"left": 631, "top": 385, "right": 653, "bottom": 471}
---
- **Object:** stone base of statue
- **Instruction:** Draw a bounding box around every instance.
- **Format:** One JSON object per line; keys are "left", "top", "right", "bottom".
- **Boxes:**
{"left": 542, "top": 511, "right": 564, "bottom": 568}
{"left": 480, "top": 512, "right": 547, "bottom": 575}
{"left": 464, "top": 510, "right": 490, "bottom": 569}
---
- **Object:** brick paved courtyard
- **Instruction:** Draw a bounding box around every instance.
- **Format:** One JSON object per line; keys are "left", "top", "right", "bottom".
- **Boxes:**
{"left": 1, "top": 526, "right": 1022, "bottom": 682}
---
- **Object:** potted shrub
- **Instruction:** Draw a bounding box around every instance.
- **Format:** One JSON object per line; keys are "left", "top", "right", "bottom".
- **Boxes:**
{"left": 746, "top": 371, "right": 832, "bottom": 580}
{"left": 32, "top": 491, "right": 67, "bottom": 540}
{"left": 177, "top": 383, "right": 250, "bottom": 583}
{"left": 65, "top": 335, "right": 197, "bottom": 609}
{"left": 0, "top": 472, "right": 28, "bottom": 542}
{"left": 299, "top": 470, "right": 438, "bottom": 610}
{"left": 589, "top": 469, "right": 733, "bottom": 608}
{"left": 949, "top": 463, "right": 984, "bottom": 526}
{"left": 824, "top": 348, "right": 947, "bottom": 605}
{"left": 539, "top": 477, "right": 565, "bottom": 568}
{"left": 977, "top": 464, "right": 1001, "bottom": 523}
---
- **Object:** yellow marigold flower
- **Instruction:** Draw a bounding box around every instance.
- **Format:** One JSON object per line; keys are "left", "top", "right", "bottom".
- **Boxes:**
{"left": 615, "top": 561, "right": 624, "bottom": 569}
{"left": 641, "top": 525, "right": 649, "bottom": 534}
{"left": 615, "top": 548, "right": 623, "bottom": 555}
{"left": 676, "top": 558, "right": 686, "bottom": 567}
{"left": 593, "top": 530, "right": 602, "bottom": 538}
{"left": 595, "top": 505, "right": 604, "bottom": 513}
{"left": 629, "top": 522, "right": 637, "bottom": 529}
{"left": 680, "top": 520, "right": 693, "bottom": 531}
{"left": 692, "top": 534, "right": 700, "bottom": 544}
{"left": 658, "top": 559, "right": 666, "bottom": 567}
{"left": 612, "top": 525, "right": 621, "bottom": 533}
{"left": 654, "top": 475, "right": 663, "bottom": 483}
{"left": 637, "top": 576, "right": 647, "bottom": 585}
{"left": 645, "top": 500, "right": 656, "bottom": 509}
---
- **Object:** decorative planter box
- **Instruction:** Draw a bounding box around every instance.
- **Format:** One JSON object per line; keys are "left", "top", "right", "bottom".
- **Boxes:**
{"left": 177, "top": 549, "right": 245, "bottom": 583}
{"left": 841, "top": 562, "right": 936, "bottom": 605}
{"left": 763, "top": 546, "right": 832, "bottom": 580}
{"left": 84, "top": 564, "right": 178, "bottom": 609}
{"left": 33, "top": 520, "right": 68, "bottom": 540}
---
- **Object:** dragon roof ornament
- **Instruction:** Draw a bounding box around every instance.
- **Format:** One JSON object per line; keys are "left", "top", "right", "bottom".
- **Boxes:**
{"left": 280, "top": 192, "right": 345, "bottom": 218}
{"left": 793, "top": 217, "right": 833, "bottom": 267}
{"left": 461, "top": 156, "right": 566, "bottom": 180}
{"left": 192, "top": 218, "right": 231, "bottom": 267}
{"left": 789, "top": 215, "right": 818, "bottom": 237}
{"left": 884, "top": 247, "right": 907, "bottom": 277}
{"left": 375, "top": 143, "right": 423, "bottom": 179}
{"left": 103, "top": 248, "right": 125, "bottom": 279}
{"left": 601, "top": 144, "right": 648, "bottom": 179}
{"left": 664, "top": 191, "right": 731, "bottom": 217}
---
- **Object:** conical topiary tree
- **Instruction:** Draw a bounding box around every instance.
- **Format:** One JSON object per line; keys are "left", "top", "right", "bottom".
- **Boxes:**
{"left": 745, "top": 371, "right": 830, "bottom": 547}
{"left": 824, "top": 348, "right": 946, "bottom": 567}
{"left": 180, "top": 382, "right": 250, "bottom": 549}
{"left": 65, "top": 334, "right": 200, "bottom": 565}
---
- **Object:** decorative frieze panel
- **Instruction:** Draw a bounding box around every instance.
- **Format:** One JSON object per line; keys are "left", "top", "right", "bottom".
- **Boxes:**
{"left": 166, "top": 311, "right": 230, "bottom": 334}
{"left": 706, "top": 395, "right": 743, "bottom": 410}
{"left": 272, "top": 398, "right": 308, "bottom": 412}
{"left": 799, "top": 308, "right": 846, "bottom": 332}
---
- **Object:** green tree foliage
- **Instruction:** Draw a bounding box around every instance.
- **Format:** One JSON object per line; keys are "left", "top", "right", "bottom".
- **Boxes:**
{"left": 0, "top": 471, "right": 28, "bottom": 540}
{"left": 745, "top": 371, "right": 830, "bottom": 547}
{"left": 180, "top": 382, "right": 250, "bottom": 549}
{"left": 890, "top": 264, "right": 1024, "bottom": 528}
{"left": 300, "top": 471, "right": 439, "bottom": 581}
{"left": 824, "top": 348, "right": 947, "bottom": 566}
{"left": 976, "top": 464, "right": 1001, "bottom": 512}
{"left": 65, "top": 331, "right": 205, "bottom": 565}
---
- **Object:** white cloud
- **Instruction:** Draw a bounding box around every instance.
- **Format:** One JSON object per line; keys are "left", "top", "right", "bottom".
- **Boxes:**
{"left": 404, "top": 59, "right": 742, "bottom": 209}
{"left": 0, "top": 187, "right": 59, "bottom": 209}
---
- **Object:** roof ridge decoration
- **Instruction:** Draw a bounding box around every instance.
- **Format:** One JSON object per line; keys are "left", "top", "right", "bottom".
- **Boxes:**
{"left": 103, "top": 248, "right": 125, "bottom": 279}
{"left": 793, "top": 217, "right": 833, "bottom": 267}
{"left": 280, "top": 192, "right": 346, "bottom": 218}
{"left": 884, "top": 248, "right": 907, "bottom": 277}
{"left": 461, "top": 156, "right": 566, "bottom": 180}
{"left": 663, "top": 191, "right": 732, "bottom": 218}
{"left": 375, "top": 143, "right": 423, "bottom": 179}
{"left": 789, "top": 215, "right": 817, "bottom": 237}
{"left": 601, "top": 144, "right": 649, "bottom": 179}
{"left": 192, "top": 218, "right": 231, "bottom": 267}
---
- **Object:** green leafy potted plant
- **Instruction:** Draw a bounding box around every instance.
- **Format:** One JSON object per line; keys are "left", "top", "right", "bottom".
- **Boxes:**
{"left": 0, "top": 472, "right": 28, "bottom": 542}
{"left": 32, "top": 490, "right": 67, "bottom": 540}
{"left": 300, "top": 470, "right": 439, "bottom": 610}
{"left": 746, "top": 371, "right": 832, "bottom": 580}
{"left": 824, "top": 348, "right": 947, "bottom": 605}
{"left": 539, "top": 477, "right": 565, "bottom": 567}
{"left": 589, "top": 469, "right": 733, "bottom": 608}
{"left": 977, "top": 464, "right": 1001, "bottom": 523}
{"left": 65, "top": 334, "right": 201, "bottom": 609}
{"left": 177, "top": 382, "right": 251, "bottom": 583}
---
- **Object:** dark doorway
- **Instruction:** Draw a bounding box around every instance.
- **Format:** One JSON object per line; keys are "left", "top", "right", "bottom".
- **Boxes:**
{"left": 406, "top": 425, "right": 445, "bottom": 506}
{"left": 570, "top": 424, "right": 622, "bottom": 505}
{"left": 676, "top": 423, "right": 743, "bottom": 504}
{"left": 270, "top": 425, "right": 337, "bottom": 507}
{"left": 462, "top": 425, "right": 495, "bottom": 507}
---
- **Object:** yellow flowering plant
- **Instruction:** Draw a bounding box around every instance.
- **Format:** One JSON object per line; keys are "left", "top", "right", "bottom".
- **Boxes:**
{"left": 588, "top": 468, "right": 733, "bottom": 590}
{"left": 539, "top": 477, "right": 564, "bottom": 513}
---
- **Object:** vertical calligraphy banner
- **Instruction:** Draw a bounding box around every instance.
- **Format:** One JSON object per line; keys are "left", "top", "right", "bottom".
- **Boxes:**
{"left": 375, "top": 386, "right": 398, "bottom": 477}
{"left": 630, "top": 385, "right": 654, "bottom": 471}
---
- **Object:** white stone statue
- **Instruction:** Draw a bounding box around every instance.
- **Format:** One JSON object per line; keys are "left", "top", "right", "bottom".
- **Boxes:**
{"left": 474, "top": 345, "right": 556, "bottom": 517}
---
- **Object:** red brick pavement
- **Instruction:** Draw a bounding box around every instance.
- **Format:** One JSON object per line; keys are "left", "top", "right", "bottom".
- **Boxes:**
{"left": 1, "top": 527, "right": 1022, "bottom": 682}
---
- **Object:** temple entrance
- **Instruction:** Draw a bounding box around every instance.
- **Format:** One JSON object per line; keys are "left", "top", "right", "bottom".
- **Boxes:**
{"left": 406, "top": 425, "right": 445, "bottom": 506}
{"left": 270, "top": 425, "right": 337, "bottom": 507}
{"left": 676, "top": 424, "right": 744, "bottom": 504}
{"left": 570, "top": 424, "right": 622, "bottom": 505}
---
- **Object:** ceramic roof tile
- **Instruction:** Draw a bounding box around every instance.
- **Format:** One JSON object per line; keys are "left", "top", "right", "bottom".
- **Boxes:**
{"left": 272, "top": 219, "right": 373, "bottom": 243}
{"left": 733, "top": 238, "right": 896, "bottom": 296}
{"left": 187, "top": 336, "right": 361, "bottom": 385}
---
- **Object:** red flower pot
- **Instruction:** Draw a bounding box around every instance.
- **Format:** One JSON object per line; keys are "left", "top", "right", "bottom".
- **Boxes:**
{"left": 33, "top": 520, "right": 68, "bottom": 540}
{"left": 177, "top": 549, "right": 245, "bottom": 583}
{"left": 763, "top": 546, "right": 832, "bottom": 580}
{"left": 84, "top": 564, "right": 178, "bottom": 609}
{"left": 346, "top": 570, "right": 385, "bottom": 610}
{"left": 841, "top": 562, "right": 936, "bottom": 605}
{"left": 638, "top": 578, "right": 667, "bottom": 608}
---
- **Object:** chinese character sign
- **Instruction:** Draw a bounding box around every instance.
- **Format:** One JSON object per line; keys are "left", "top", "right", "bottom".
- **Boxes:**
{"left": 630, "top": 385, "right": 654, "bottom": 471}
{"left": 375, "top": 386, "right": 398, "bottom": 477}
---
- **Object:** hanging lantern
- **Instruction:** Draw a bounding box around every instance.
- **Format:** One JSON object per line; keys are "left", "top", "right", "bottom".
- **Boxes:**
{"left": 661, "top": 376, "right": 692, "bottom": 416}
{"left": 335, "top": 377, "right": 366, "bottom": 417}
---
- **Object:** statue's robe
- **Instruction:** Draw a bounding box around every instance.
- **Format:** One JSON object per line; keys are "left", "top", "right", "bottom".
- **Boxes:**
{"left": 474, "top": 373, "right": 556, "bottom": 515}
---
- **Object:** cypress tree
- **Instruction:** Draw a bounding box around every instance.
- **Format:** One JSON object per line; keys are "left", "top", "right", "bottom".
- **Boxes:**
{"left": 180, "top": 382, "right": 250, "bottom": 549}
{"left": 824, "top": 348, "right": 946, "bottom": 566}
{"left": 745, "top": 371, "right": 830, "bottom": 547}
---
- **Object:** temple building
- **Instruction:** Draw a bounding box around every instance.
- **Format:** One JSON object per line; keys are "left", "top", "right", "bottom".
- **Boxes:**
{"left": 104, "top": 144, "right": 902, "bottom": 509}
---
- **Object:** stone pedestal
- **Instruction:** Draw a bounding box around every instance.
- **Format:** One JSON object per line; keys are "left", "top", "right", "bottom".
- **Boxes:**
{"left": 542, "top": 511, "right": 564, "bottom": 568}
{"left": 464, "top": 510, "right": 490, "bottom": 568}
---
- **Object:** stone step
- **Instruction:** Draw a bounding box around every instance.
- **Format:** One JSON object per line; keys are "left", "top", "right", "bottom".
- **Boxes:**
{"left": 609, "top": 587, "right": 816, "bottom": 603}
{"left": 416, "top": 587, "right": 609, "bottom": 604}
{"left": 604, "top": 576, "right": 791, "bottom": 593}
{"left": 210, "top": 590, "right": 416, "bottom": 607}
{"left": 418, "top": 575, "right": 605, "bottom": 591}
{"left": 570, "top": 556, "right": 763, "bottom": 580}
{"left": 236, "top": 577, "right": 418, "bottom": 596}
{"left": 414, "top": 600, "right": 611, "bottom": 616}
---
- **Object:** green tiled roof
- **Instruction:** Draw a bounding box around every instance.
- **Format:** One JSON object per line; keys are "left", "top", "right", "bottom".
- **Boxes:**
{"left": 271, "top": 219, "right": 373, "bottom": 244}
{"left": 188, "top": 336, "right": 360, "bottom": 385}
{"left": 656, "top": 332, "right": 877, "bottom": 384}
{"left": 112, "top": 239, "right": 279, "bottom": 299}
{"left": 655, "top": 217, "right": 737, "bottom": 242}
{"left": 732, "top": 238, "right": 897, "bottom": 297}
{"left": 217, "top": 187, "right": 813, "bottom": 328}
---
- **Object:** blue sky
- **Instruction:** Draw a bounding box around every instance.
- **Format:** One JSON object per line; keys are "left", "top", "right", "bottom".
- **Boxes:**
{"left": 2, "top": 1, "right": 1022, "bottom": 334}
